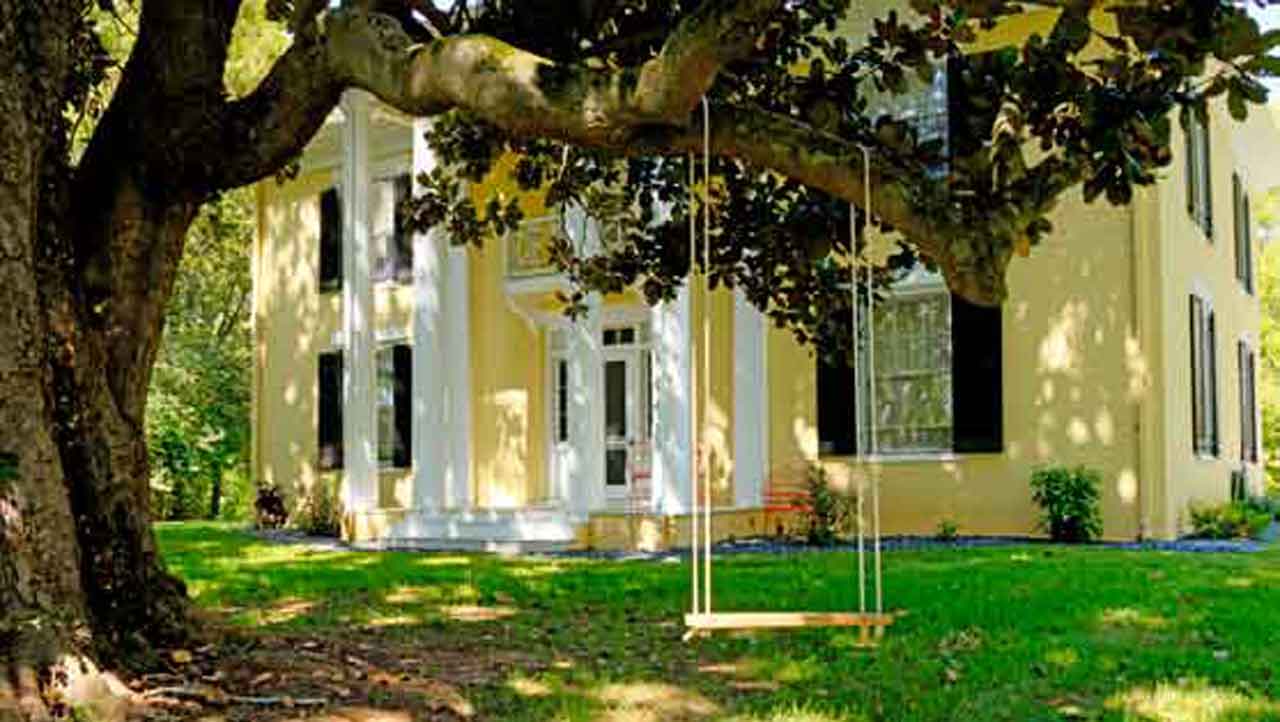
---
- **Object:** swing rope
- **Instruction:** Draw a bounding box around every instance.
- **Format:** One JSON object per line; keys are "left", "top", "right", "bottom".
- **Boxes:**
{"left": 684, "top": 112, "right": 893, "bottom": 642}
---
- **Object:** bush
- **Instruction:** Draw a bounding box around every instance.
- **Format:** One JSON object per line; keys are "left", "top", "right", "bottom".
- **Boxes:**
{"left": 295, "top": 481, "right": 343, "bottom": 537}
{"left": 1241, "top": 495, "right": 1280, "bottom": 522}
{"left": 1030, "top": 465, "right": 1103, "bottom": 543}
{"left": 1189, "top": 501, "right": 1272, "bottom": 540}
{"left": 805, "top": 465, "right": 856, "bottom": 546}
{"left": 936, "top": 517, "right": 960, "bottom": 542}
{"left": 254, "top": 485, "right": 287, "bottom": 529}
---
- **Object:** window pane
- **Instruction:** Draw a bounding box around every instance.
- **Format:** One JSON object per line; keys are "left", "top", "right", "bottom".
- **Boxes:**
{"left": 606, "top": 449, "right": 628, "bottom": 486}
{"left": 557, "top": 360, "right": 569, "bottom": 443}
{"left": 376, "top": 348, "right": 396, "bottom": 465}
{"left": 605, "top": 360, "right": 627, "bottom": 437}
{"left": 872, "top": 291, "right": 952, "bottom": 453}
{"left": 370, "top": 178, "right": 397, "bottom": 281}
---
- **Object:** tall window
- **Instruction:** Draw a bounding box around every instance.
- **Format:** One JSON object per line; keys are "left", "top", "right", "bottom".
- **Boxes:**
{"left": 1233, "top": 173, "right": 1254, "bottom": 294}
{"left": 319, "top": 187, "right": 343, "bottom": 292}
{"left": 374, "top": 344, "right": 412, "bottom": 469}
{"left": 1185, "top": 112, "right": 1213, "bottom": 239}
{"left": 1239, "top": 341, "right": 1259, "bottom": 463}
{"left": 317, "top": 351, "right": 344, "bottom": 470}
{"left": 371, "top": 173, "right": 414, "bottom": 283}
{"left": 817, "top": 266, "right": 1002, "bottom": 457}
{"left": 554, "top": 358, "right": 570, "bottom": 443}
{"left": 871, "top": 282, "right": 954, "bottom": 453}
{"left": 1190, "top": 295, "right": 1219, "bottom": 456}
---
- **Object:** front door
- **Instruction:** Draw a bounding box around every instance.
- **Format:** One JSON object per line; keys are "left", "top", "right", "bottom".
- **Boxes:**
{"left": 603, "top": 350, "right": 636, "bottom": 503}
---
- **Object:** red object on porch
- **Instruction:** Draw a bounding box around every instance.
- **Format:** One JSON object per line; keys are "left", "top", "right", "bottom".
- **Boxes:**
{"left": 762, "top": 476, "right": 811, "bottom": 513}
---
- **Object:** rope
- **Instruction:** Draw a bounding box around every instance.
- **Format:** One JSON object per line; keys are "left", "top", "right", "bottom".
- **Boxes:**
{"left": 701, "top": 96, "right": 713, "bottom": 616}
{"left": 688, "top": 150, "right": 700, "bottom": 617}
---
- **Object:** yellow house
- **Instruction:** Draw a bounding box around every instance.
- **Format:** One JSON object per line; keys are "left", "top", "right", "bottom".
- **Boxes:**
{"left": 252, "top": 6, "right": 1279, "bottom": 549}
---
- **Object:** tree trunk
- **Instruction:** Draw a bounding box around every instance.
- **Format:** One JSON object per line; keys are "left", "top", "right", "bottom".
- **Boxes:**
{"left": 1, "top": 3, "right": 199, "bottom": 717}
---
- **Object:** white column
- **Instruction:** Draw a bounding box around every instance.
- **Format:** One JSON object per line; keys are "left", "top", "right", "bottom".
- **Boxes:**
{"left": 444, "top": 246, "right": 471, "bottom": 508}
{"left": 567, "top": 294, "right": 605, "bottom": 516}
{"left": 411, "top": 117, "right": 449, "bottom": 509}
{"left": 341, "top": 91, "right": 376, "bottom": 513}
{"left": 651, "top": 285, "right": 694, "bottom": 515}
{"left": 733, "top": 289, "right": 768, "bottom": 508}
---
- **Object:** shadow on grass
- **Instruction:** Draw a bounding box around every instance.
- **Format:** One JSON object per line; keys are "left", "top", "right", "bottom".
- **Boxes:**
{"left": 158, "top": 523, "right": 1280, "bottom": 722}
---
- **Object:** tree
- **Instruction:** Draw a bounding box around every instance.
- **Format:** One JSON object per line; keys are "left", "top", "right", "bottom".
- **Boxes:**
{"left": 0, "top": 0, "right": 1277, "bottom": 717}
{"left": 1256, "top": 188, "right": 1280, "bottom": 492}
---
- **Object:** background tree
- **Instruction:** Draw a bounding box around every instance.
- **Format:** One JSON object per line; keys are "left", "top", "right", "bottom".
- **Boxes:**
{"left": 1, "top": 0, "right": 1278, "bottom": 717}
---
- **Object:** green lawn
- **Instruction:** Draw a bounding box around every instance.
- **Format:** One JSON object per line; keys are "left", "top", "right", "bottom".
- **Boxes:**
{"left": 157, "top": 522, "right": 1280, "bottom": 721}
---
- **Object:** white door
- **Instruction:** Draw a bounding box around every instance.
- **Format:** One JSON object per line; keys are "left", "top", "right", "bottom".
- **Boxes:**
{"left": 603, "top": 349, "right": 637, "bottom": 503}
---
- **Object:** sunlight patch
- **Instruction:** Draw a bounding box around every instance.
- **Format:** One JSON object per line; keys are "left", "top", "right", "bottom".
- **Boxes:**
{"left": 1109, "top": 681, "right": 1280, "bottom": 721}
{"left": 259, "top": 597, "right": 317, "bottom": 625}
{"left": 442, "top": 604, "right": 517, "bottom": 622}
{"left": 595, "top": 682, "right": 720, "bottom": 721}
{"left": 1099, "top": 607, "right": 1169, "bottom": 630}
{"left": 508, "top": 675, "right": 553, "bottom": 697}
{"left": 365, "top": 613, "right": 420, "bottom": 628}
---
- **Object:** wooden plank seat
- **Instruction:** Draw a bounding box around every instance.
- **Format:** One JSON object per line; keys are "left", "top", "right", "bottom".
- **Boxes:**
{"left": 684, "top": 611, "right": 896, "bottom": 645}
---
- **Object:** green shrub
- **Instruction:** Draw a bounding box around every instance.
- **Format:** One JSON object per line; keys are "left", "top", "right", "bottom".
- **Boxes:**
{"left": 1029, "top": 466, "right": 1103, "bottom": 543}
{"left": 936, "top": 517, "right": 960, "bottom": 541}
{"left": 1241, "top": 495, "right": 1280, "bottom": 522}
{"left": 1188, "top": 501, "right": 1272, "bottom": 540}
{"left": 805, "top": 465, "right": 856, "bottom": 546}
{"left": 295, "top": 481, "right": 343, "bottom": 537}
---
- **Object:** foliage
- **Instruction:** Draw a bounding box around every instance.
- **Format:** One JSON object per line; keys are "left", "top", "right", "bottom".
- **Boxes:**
{"left": 935, "top": 517, "right": 959, "bottom": 542}
{"left": 1256, "top": 189, "right": 1280, "bottom": 492}
{"left": 254, "top": 486, "right": 288, "bottom": 529}
{"left": 158, "top": 522, "right": 1280, "bottom": 722}
{"left": 406, "top": 0, "right": 1280, "bottom": 360}
{"left": 146, "top": 189, "right": 256, "bottom": 521}
{"left": 1029, "top": 465, "right": 1103, "bottom": 543}
{"left": 294, "top": 480, "right": 343, "bottom": 538}
{"left": 1187, "top": 501, "right": 1272, "bottom": 540}
{"left": 804, "top": 464, "right": 855, "bottom": 546}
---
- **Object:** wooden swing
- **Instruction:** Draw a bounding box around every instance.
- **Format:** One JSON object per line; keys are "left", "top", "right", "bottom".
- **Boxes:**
{"left": 681, "top": 99, "right": 895, "bottom": 645}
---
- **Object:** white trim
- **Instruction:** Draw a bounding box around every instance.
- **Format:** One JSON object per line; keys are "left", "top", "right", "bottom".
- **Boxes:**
{"left": 340, "top": 90, "right": 377, "bottom": 513}
{"left": 651, "top": 285, "right": 693, "bottom": 515}
{"left": 445, "top": 245, "right": 472, "bottom": 508}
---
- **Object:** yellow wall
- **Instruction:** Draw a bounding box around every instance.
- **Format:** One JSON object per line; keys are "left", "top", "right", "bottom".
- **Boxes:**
{"left": 766, "top": 189, "right": 1148, "bottom": 540}
{"left": 1151, "top": 99, "right": 1264, "bottom": 537}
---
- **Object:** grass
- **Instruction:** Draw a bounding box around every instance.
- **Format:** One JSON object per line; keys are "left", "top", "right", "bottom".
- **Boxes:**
{"left": 157, "top": 522, "right": 1280, "bottom": 721}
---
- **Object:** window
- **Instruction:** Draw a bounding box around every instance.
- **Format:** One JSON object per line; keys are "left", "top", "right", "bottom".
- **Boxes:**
{"left": 816, "top": 268, "right": 1003, "bottom": 456}
{"left": 872, "top": 287, "right": 954, "bottom": 453}
{"left": 374, "top": 344, "right": 413, "bottom": 468}
{"left": 1185, "top": 112, "right": 1213, "bottom": 239}
{"left": 317, "top": 351, "right": 343, "bottom": 470}
{"left": 1234, "top": 173, "right": 1254, "bottom": 294}
{"left": 1190, "top": 295, "right": 1219, "bottom": 456}
{"left": 371, "top": 173, "right": 414, "bottom": 284}
{"left": 1239, "top": 341, "right": 1259, "bottom": 463}
{"left": 319, "top": 187, "right": 343, "bottom": 292}
{"left": 555, "top": 358, "right": 569, "bottom": 443}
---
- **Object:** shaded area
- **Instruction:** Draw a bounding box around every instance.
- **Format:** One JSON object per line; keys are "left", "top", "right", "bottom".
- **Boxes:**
{"left": 143, "top": 522, "right": 1280, "bottom": 721}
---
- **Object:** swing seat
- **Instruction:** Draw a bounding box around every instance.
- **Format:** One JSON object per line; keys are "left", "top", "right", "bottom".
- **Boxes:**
{"left": 683, "top": 611, "right": 895, "bottom": 644}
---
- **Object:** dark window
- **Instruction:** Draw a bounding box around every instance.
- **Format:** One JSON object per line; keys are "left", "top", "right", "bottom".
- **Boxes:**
{"left": 556, "top": 359, "right": 569, "bottom": 443}
{"left": 375, "top": 344, "right": 413, "bottom": 469}
{"left": 319, "top": 188, "right": 343, "bottom": 292}
{"left": 1240, "top": 342, "right": 1259, "bottom": 463}
{"left": 1186, "top": 113, "right": 1213, "bottom": 239}
{"left": 1190, "top": 295, "right": 1219, "bottom": 456}
{"left": 318, "top": 351, "right": 344, "bottom": 470}
{"left": 951, "top": 295, "right": 1004, "bottom": 453}
{"left": 1234, "top": 173, "right": 1254, "bottom": 294}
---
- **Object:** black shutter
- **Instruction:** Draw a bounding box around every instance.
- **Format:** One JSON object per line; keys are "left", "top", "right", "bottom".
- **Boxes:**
{"left": 1234, "top": 174, "right": 1244, "bottom": 281}
{"left": 1203, "top": 118, "right": 1214, "bottom": 240}
{"left": 1248, "top": 349, "right": 1259, "bottom": 462}
{"left": 817, "top": 354, "right": 856, "bottom": 456}
{"left": 1190, "top": 295, "right": 1203, "bottom": 454}
{"left": 318, "top": 351, "right": 344, "bottom": 470}
{"left": 951, "top": 294, "right": 1003, "bottom": 453}
{"left": 1239, "top": 341, "right": 1249, "bottom": 462}
{"left": 1186, "top": 123, "right": 1197, "bottom": 218}
{"left": 1244, "top": 194, "right": 1254, "bottom": 293}
{"left": 392, "top": 344, "right": 413, "bottom": 468}
{"left": 1208, "top": 310, "right": 1219, "bottom": 456}
{"left": 319, "top": 188, "right": 343, "bottom": 292}
{"left": 393, "top": 174, "right": 414, "bottom": 283}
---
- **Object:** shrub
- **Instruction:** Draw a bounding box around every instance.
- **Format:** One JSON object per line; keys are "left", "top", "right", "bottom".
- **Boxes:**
{"left": 1029, "top": 465, "right": 1103, "bottom": 543}
{"left": 936, "top": 517, "right": 960, "bottom": 542}
{"left": 1241, "top": 495, "right": 1280, "bottom": 522}
{"left": 295, "top": 482, "right": 343, "bottom": 537}
{"left": 805, "top": 465, "right": 856, "bottom": 546}
{"left": 254, "top": 485, "right": 287, "bottom": 529}
{"left": 1188, "top": 501, "right": 1272, "bottom": 540}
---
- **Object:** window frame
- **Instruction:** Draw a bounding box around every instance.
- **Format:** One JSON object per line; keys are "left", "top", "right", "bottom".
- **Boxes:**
{"left": 1233, "top": 172, "right": 1255, "bottom": 295}
{"left": 1239, "top": 339, "right": 1259, "bottom": 464}
{"left": 1185, "top": 112, "right": 1214, "bottom": 241}
{"left": 1190, "top": 293, "right": 1220, "bottom": 458}
{"left": 370, "top": 172, "right": 414, "bottom": 286}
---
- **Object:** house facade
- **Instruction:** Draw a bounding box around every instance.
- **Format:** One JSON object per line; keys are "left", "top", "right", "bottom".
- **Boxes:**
{"left": 251, "top": 7, "right": 1278, "bottom": 549}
